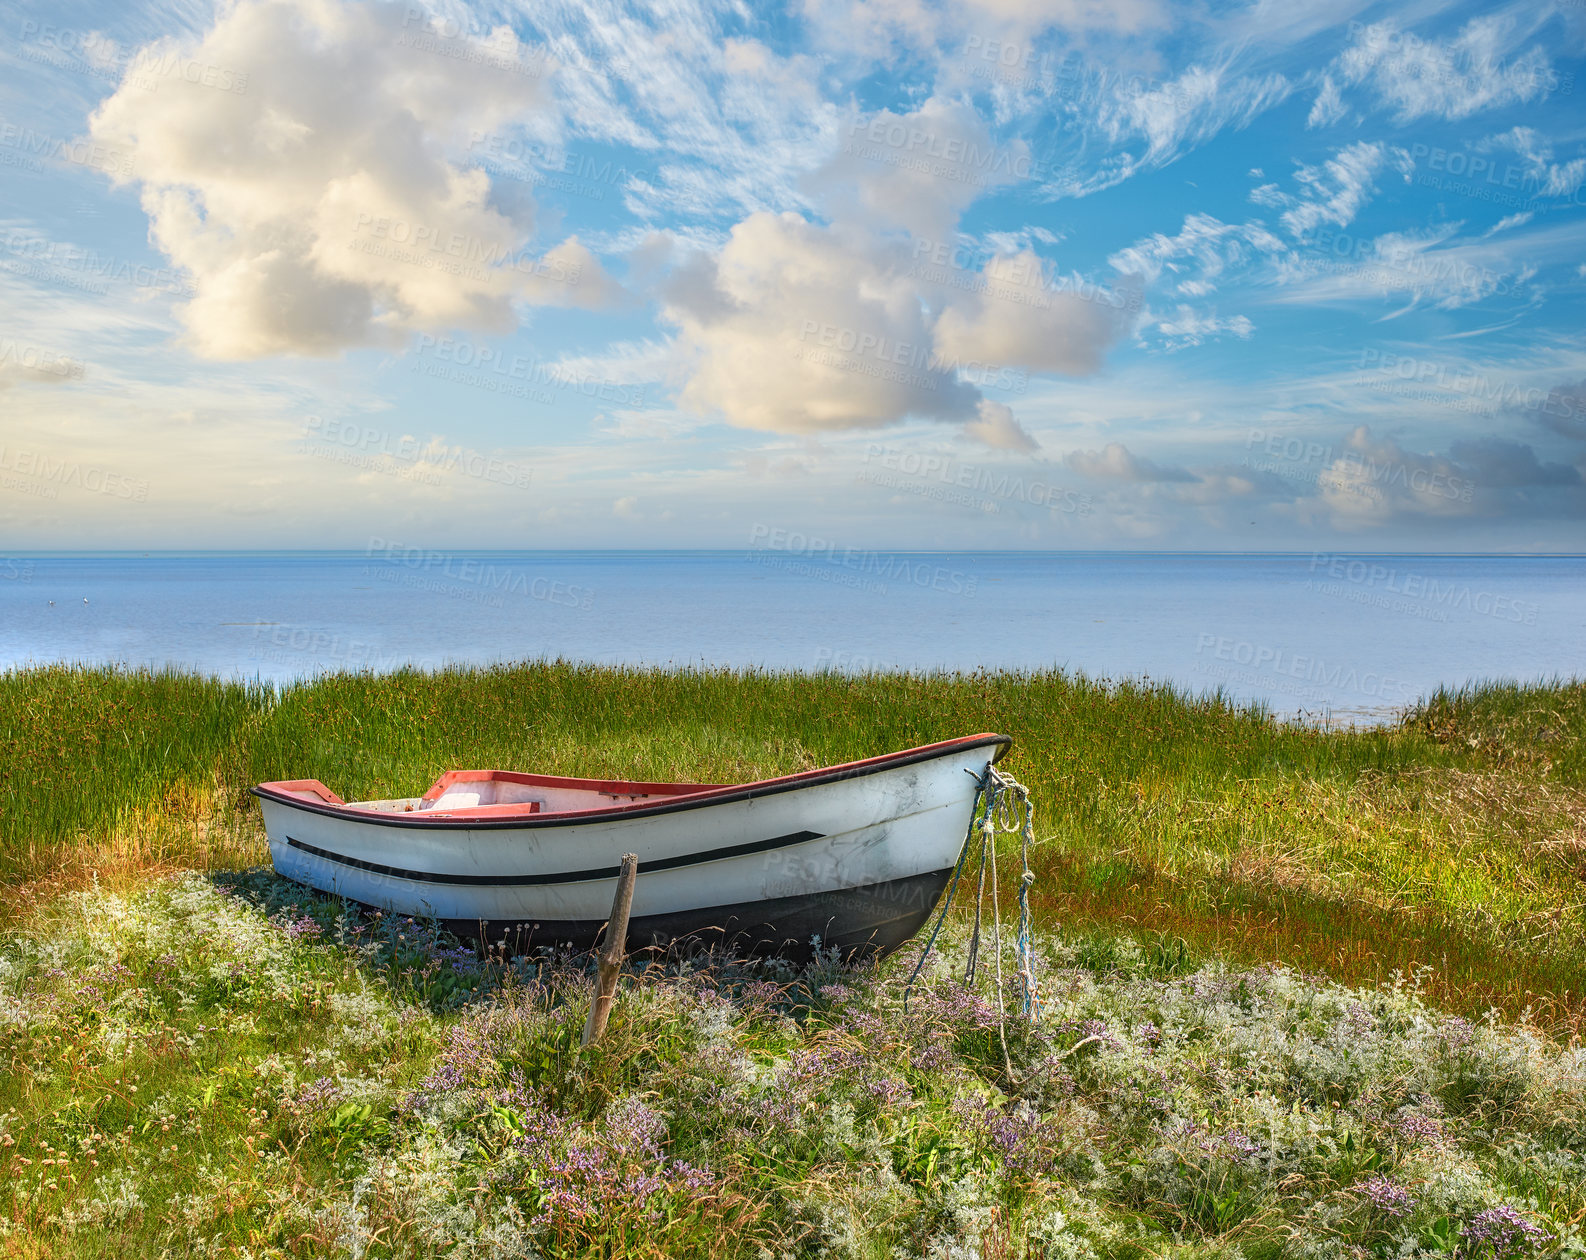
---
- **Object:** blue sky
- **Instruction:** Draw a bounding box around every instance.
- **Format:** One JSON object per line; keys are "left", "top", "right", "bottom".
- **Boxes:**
{"left": 1, "top": 0, "right": 1583, "bottom": 550}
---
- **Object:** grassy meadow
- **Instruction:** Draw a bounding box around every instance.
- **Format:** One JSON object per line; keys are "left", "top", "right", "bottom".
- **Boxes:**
{"left": 0, "top": 663, "right": 1583, "bottom": 1257}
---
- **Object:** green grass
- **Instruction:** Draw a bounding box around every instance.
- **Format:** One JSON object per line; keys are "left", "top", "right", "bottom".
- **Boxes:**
{"left": 2, "top": 662, "right": 1584, "bottom": 1258}
{"left": 2, "top": 663, "right": 1583, "bottom": 1030}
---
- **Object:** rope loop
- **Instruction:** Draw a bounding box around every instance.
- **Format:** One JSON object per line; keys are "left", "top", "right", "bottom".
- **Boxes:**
{"left": 904, "top": 763, "right": 1041, "bottom": 1047}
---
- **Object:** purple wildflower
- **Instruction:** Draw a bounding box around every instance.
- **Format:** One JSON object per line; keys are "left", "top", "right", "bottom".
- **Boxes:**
{"left": 866, "top": 1076, "right": 911, "bottom": 1107}
{"left": 1221, "top": 1130, "right": 1261, "bottom": 1160}
{"left": 951, "top": 1096, "right": 1063, "bottom": 1177}
{"left": 601, "top": 1096, "right": 666, "bottom": 1159}
{"left": 282, "top": 914, "right": 322, "bottom": 941}
{"left": 736, "top": 980, "right": 786, "bottom": 1012}
{"left": 1441, "top": 1016, "right": 1477, "bottom": 1052}
{"left": 73, "top": 960, "right": 135, "bottom": 1007}
{"left": 1078, "top": 1018, "right": 1122, "bottom": 1050}
{"left": 1355, "top": 1174, "right": 1416, "bottom": 1218}
{"left": 289, "top": 1076, "right": 344, "bottom": 1118}
{"left": 526, "top": 1099, "right": 722, "bottom": 1236}
{"left": 1392, "top": 1112, "right": 1444, "bottom": 1145}
{"left": 1460, "top": 1207, "right": 1552, "bottom": 1259}
{"left": 406, "top": 1021, "right": 499, "bottom": 1106}
{"left": 913, "top": 1036, "right": 954, "bottom": 1071}
{"left": 918, "top": 984, "right": 1000, "bottom": 1032}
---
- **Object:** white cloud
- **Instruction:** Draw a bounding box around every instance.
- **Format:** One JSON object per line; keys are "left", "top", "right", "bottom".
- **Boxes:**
{"left": 1263, "top": 217, "right": 1586, "bottom": 313}
{"left": 956, "top": 0, "right": 1165, "bottom": 34}
{"left": 1063, "top": 65, "right": 1291, "bottom": 196}
{"left": 0, "top": 341, "right": 86, "bottom": 390}
{"left": 1064, "top": 441, "right": 1195, "bottom": 481}
{"left": 1483, "top": 127, "right": 1586, "bottom": 199}
{"left": 514, "top": 0, "right": 843, "bottom": 222}
{"left": 963, "top": 398, "right": 1038, "bottom": 451}
{"left": 1317, "top": 425, "right": 1582, "bottom": 527}
{"left": 932, "top": 248, "right": 1130, "bottom": 375}
{"left": 1484, "top": 212, "right": 1533, "bottom": 236}
{"left": 1152, "top": 305, "right": 1254, "bottom": 349}
{"left": 1306, "top": 74, "right": 1346, "bottom": 128}
{"left": 1116, "top": 67, "right": 1288, "bottom": 166}
{"left": 797, "top": 0, "right": 1166, "bottom": 64}
{"left": 797, "top": 0, "right": 941, "bottom": 60}
{"left": 1272, "top": 141, "right": 1386, "bottom": 238}
{"left": 663, "top": 212, "right": 981, "bottom": 435}
{"left": 1317, "top": 426, "right": 1470, "bottom": 524}
{"left": 1108, "top": 212, "right": 1284, "bottom": 295}
{"left": 1336, "top": 15, "right": 1557, "bottom": 123}
{"left": 88, "top": 0, "right": 619, "bottom": 359}
{"left": 809, "top": 97, "right": 1027, "bottom": 240}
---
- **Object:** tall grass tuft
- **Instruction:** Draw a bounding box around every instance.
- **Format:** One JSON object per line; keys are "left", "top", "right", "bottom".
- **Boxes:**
{"left": 1, "top": 663, "right": 1583, "bottom": 1030}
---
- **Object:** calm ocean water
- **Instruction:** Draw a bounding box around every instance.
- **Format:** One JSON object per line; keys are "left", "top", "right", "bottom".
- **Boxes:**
{"left": 3, "top": 551, "right": 1582, "bottom": 723}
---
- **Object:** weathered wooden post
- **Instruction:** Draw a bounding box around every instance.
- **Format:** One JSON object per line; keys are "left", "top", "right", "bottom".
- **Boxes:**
{"left": 581, "top": 853, "right": 638, "bottom": 1048}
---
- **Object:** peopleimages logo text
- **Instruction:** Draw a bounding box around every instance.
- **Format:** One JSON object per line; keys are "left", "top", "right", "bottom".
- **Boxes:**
{"left": 860, "top": 445, "right": 1090, "bottom": 515}
{"left": 1307, "top": 556, "right": 1539, "bottom": 624}
{"left": 365, "top": 541, "right": 594, "bottom": 610}
{"left": 747, "top": 525, "right": 978, "bottom": 596}
{"left": 1194, "top": 634, "right": 1411, "bottom": 701}
{"left": 797, "top": 322, "right": 1026, "bottom": 391}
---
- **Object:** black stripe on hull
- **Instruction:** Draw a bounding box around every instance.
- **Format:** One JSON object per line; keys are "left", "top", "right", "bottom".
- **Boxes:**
{"left": 285, "top": 830, "right": 824, "bottom": 886}
{"left": 324, "top": 868, "right": 958, "bottom": 962}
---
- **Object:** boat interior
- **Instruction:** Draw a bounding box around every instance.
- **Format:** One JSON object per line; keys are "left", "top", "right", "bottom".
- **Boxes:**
{"left": 260, "top": 769, "right": 726, "bottom": 818}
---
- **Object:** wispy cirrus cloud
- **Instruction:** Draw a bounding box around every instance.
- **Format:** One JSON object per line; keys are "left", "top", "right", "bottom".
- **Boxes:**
{"left": 1049, "top": 64, "right": 1293, "bottom": 197}
{"left": 1250, "top": 140, "right": 1399, "bottom": 238}
{"left": 1332, "top": 13, "right": 1561, "bottom": 124}
{"left": 1108, "top": 212, "right": 1284, "bottom": 296}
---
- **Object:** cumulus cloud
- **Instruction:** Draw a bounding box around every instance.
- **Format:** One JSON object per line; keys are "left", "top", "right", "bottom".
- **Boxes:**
{"left": 809, "top": 97, "right": 1027, "bottom": 240}
{"left": 1317, "top": 427, "right": 1473, "bottom": 524}
{"left": 963, "top": 399, "right": 1038, "bottom": 451}
{"left": 1314, "top": 427, "right": 1585, "bottom": 527}
{"left": 88, "top": 0, "right": 618, "bottom": 359}
{"left": 1064, "top": 442, "right": 1195, "bottom": 481}
{"left": 663, "top": 212, "right": 981, "bottom": 434}
{"left": 932, "top": 248, "right": 1131, "bottom": 376}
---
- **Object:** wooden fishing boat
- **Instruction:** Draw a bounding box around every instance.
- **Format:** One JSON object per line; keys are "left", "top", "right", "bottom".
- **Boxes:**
{"left": 251, "top": 733, "right": 1011, "bottom": 959}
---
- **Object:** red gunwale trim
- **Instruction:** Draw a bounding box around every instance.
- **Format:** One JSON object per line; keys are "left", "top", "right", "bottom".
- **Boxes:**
{"left": 420, "top": 767, "right": 723, "bottom": 803}
{"left": 250, "top": 733, "right": 1012, "bottom": 831}
{"left": 265, "top": 779, "right": 347, "bottom": 805}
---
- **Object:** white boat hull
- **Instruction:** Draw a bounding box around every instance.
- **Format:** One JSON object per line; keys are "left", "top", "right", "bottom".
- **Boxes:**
{"left": 253, "top": 735, "right": 1009, "bottom": 958}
